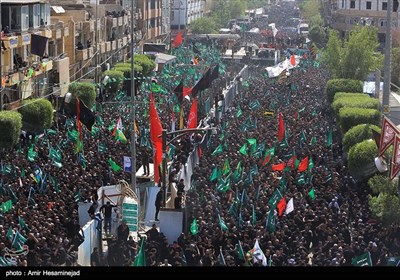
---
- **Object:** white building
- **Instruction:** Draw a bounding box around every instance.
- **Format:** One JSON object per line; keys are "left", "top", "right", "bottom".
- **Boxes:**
{"left": 171, "top": 0, "right": 206, "bottom": 30}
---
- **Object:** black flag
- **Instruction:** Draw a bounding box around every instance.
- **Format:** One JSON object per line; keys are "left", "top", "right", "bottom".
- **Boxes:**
{"left": 77, "top": 99, "right": 95, "bottom": 131}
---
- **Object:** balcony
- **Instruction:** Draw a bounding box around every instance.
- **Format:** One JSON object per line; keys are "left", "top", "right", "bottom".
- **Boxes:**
{"left": 5, "top": 72, "right": 19, "bottom": 87}
{"left": 122, "top": 36, "right": 127, "bottom": 46}
{"left": 63, "top": 26, "right": 69, "bottom": 37}
{"left": 42, "top": 60, "right": 53, "bottom": 72}
{"left": 118, "top": 17, "right": 123, "bottom": 26}
{"left": 99, "top": 42, "right": 106, "bottom": 54}
{"left": 111, "top": 40, "right": 117, "bottom": 51}
{"left": 105, "top": 41, "right": 111, "bottom": 52}
{"left": 18, "top": 34, "right": 31, "bottom": 47}
{"left": 117, "top": 38, "right": 123, "bottom": 48}
{"left": 2, "top": 36, "right": 19, "bottom": 49}
{"left": 87, "top": 46, "right": 94, "bottom": 58}
{"left": 53, "top": 28, "right": 62, "bottom": 39}
{"left": 41, "top": 29, "right": 52, "bottom": 38}
{"left": 83, "top": 21, "right": 95, "bottom": 33}
{"left": 76, "top": 49, "right": 88, "bottom": 61}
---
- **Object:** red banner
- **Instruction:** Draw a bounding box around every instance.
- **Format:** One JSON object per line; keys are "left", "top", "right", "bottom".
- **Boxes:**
{"left": 379, "top": 116, "right": 399, "bottom": 156}
{"left": 390, "top": 134, "right": 400, "bottom": 180}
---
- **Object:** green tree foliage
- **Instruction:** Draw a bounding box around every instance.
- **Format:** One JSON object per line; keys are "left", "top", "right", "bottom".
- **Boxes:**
{"left": 68, "top": 82, "right": 96, "bottom": 110}
{"left": 331, "top": 95, "right": 380, "bottom": 115}
{"left": 338, "top": 107, "right": 381, "bottom": 133}
{"left": 333, "top": 92, "right": 367, "bottom": 102}
{"left": 132, "top": 54, "right": 156, "bottom": 77}
{"left": 322, "top": 26, "right": 383, "bottom": 80}
{"left": 300, "top": 0, "right": 321, "bottom": 21}
{"left": 190, "top": 17, "right": 218, "bottom": 34}
{"left": 342, "top": 124, "right": 380, "bottom": 152}
{"left": 102, "top": 70, "right": 124, "bottom": 93}
{"left": 326, "top": 79, "right": 363, "bottom": 103}
{"left": 368, "top": 175, "right": 400, "bottom": 225}
{"left": 308, "top": 15, "right": 327, "bottom": 47}
{"left": 392, "top": 47, "right": 400, "bottom": 88}
{"left": 0, "top": 111, "right": 22, "bottom": 149}
{"left": 322, "top": 29, "right": 342, "bottom": 79}
{"left": 19, "top": 99, "right": 54, "bottom": 133}
{"left": 348, "top": 139, "right": 378, "bottom": 179}
{"left": 246, "top": 0, "right": 268, "bottom": 9}
{"left": 211, "top": 0, "right": 247, "bottom": 28}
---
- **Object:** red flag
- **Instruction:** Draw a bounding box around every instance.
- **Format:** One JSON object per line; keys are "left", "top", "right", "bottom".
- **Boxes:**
{"left": 290, "top": 54, "right": 296, "bottom": 66}
{"left": 277, "top": 197, "right": 287, "bottom": 216}
{"left": 379, "top": 116, "right": 399, "bottom": 156}
{"left": 298, "top": 156, "right": 309, "bottom": 172}
{"left": 183, "top": 87, "right": 192, "bottom": 98}
{"left": 272, "top": 162, "right": 285, "bottom": 171}
{"left": 150, "top": 94, "right": 163, "bottom": 183}
{"left": 287, "top": 155, "right": 296, "bottom": 170}
{"left": 198, "top": 146, "right": 202, "bottom": 158}
{"left": 76, "top": 97, "right": 82, "bottom": 140}
{"left": 173, "top": 32, "right": 183, "bottom": 48}
{"left": 262, "top": 154, "right": 271, "bottom": 166}
{"left": 187, "top": 98, "right": 198, "bottom": 129}
{"left": 390, "top": 134, "right": 400, "bottom": 179}
{"left": 278, "top": 113, "right": 285, "bottom": 142}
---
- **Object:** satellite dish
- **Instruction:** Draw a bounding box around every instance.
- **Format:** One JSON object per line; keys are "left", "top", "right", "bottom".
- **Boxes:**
{"left": 375, "top": 157, "right": 388, "bottom": 172}
{"left": 64, "top": 92, "right": 72, "bottom": 103}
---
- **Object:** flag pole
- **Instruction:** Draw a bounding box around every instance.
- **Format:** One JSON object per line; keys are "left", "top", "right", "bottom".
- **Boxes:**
{"left": 130, "top": 0, "right": 138, "bottom": 210}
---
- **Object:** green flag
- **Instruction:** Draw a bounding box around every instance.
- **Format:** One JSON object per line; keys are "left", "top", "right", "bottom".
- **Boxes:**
{"left": 238, "top": 241, "right": 245, "bottom": 260}
{"left": 0, "top": 200, "right": 13, "bottom": 213}
{"left": 27, "top": 147, "right": 37, "bottom": 162}
{"left": 115, "top": 129, "right": 128, "bottom": 144}
{"left": 268, "top": 189, "right": 282, "bottom": 207}
{"left": 68, "top": 129, "right": 79, "bottom": 142}
{"left": 296, "top": 173, "right": 306, "bottom": 185}
{"left": 210, "top": 167, "right": 221, "bottom": 182}
{"left": 236, "top": 106, "right": 243, "bottom": 118}
{"left": 308, "top": 157, "right": 314, "bottom": 172}
{"left": 6, "top": 227, "right": 14, "bottom": 241}
{"left": 222, "top": 158, "right": 230, "bottom": 175}
{"left": 108, "top": 158, "right": 121, "bottom": 172}
{"left": 211, "top": 145, "right": 223, "bottom": 156}
{"left": 46, "top": 129, "right": 57, "bottom": 135}
{"left": 12, "top": 231, "right": 27, "bottom": 251}
{"left": 351, "top": 252, "right": 372, "bottom": 267}
{"left": 132, "top": 238, "right": 146, "bottom": 266}
{"left": 190, "top": 218, "right": 199, "bottom": 235}
{"left": 218, "top": 247, "right": 226, "bottom": 266}
{"left": 251, "top": 205, "right": 256, "bottom": 226}
{"left": 309, "top": 135, "right": 316, "bottom": 147}
{"left": 308, "top": 188, "right": 315, "bottom": 200}
{"left": 98, "top": 142, "right": 107, "bottom": 153}
{"left": 266, "top": 208, "right": 276, "bottom": 233}
{"left": 386, "top": 256, "right": 400, "bottom": 266}
{"left": 239, "top": 143, "right": 248, "bottom": 155}
{"left": 74, "top": 189, "right": 81, "bottom": 202}
{"left": 19, "top": 216, "right": 30, "bottom": 234}
{"left": 218, "top": 214, "right": 229, "bottom": 231}
{"left": 327, "top": 127, "right": 333, "bottom": 148}
{"left": 216, "top": 176, "right": 231, "bottom": 193}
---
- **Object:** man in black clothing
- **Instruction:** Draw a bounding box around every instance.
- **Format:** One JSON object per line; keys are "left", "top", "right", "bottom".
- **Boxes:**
{"left": 142, "top": 148, "right": 150, "bottom": 176}
{"left": 117, "top": 219, "right": 130, "bottom": 244}
{"left": 91, "top": 247, "right": 100, "bottom": 266}
{"left": 99, "top": 201, "right": 118, "bottom": 234}
{"left": 155, "top": 188, "right": 164, "bottom": 221}
{"left": 174, "top": 193, "right": 183, "bottom": 209}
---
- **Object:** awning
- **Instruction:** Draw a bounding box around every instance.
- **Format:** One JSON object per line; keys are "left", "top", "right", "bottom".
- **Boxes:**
{"left": 51, "top": 6, "right": 65, "bottom": 14}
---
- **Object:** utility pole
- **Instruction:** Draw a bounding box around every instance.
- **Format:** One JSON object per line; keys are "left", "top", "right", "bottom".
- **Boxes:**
{"left": 94, "top": 0, "right": 99, "bottom": 85}
{"left": 383, "top": 0, "right": 393, "bottom": 116}
{"left": 130, "top": 0, "right": 138, "bottom": 199}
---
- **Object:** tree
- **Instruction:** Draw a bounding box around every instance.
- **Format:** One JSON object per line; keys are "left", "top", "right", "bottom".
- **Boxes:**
{"left": 101, "top": 70, "right": 124, "bottom": 93}
{"left": 308, "top": 15, "right": 327, "bottom": 47}
{"left": 67, "top": 82, "right": 96, "bottom": 115}
{"left": 322, "top": 26, "right": 383, "bottom": 81}
{"left": 368, "top": 175, "right": 400, "bottom": 225}
{"left": 342, "top": 124, "right": 380, "bottom": 152}
{"left": 300, "top": 0, "right": 321, "bottom": 21}
{"left": 190, "top": 17, "right": 218, "bottom": 34}
{"left": 326, "top": 78, "right": 364, "bottom": 103}
{"left": 347, "top": 139, "right": 378, "bottom": 180}
{"left": 392, "top": 47, "right": 400, "bottom": 88}
{"left": 211, "top": 0, "right": 232, "bottom": 28}
{"left": 132, "top": 54, "right": 155, "bottom": 77}
{"left": 18, "top": 99, "right": 54, "bottom": 133}
{"left": 322, "top": 29, "right": 342, "bottom": 79}
{"left": 0, "top": 111, "right": 22, "bottom": 149}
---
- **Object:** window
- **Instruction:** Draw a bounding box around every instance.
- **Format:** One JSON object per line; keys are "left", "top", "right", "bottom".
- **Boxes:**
{"left": 150, "top": 18, "right": 156, "bottom": 28}
{"left": 366, "top": 1, "right": 371, "bottom": 9}
{"left": 341, "top": 0, "right": 344, "bottom": 9}
{"left": 151, "top": 0, "right": 156, "bottom": 9}
{"left": 21, "top": 6, "right": 29, "bottom": 31}
{"left": 40, "top": 4, "right": 50, "bottom": 26}
{"left": 29, "top": 4, "right": 40, "bottom": 28}
{"left": 382, "top": 2, "right": 388, "bottom": 10}
{"left": 350, "top": 1, "right": 355, "bottom": 9}
{"left": 11, "top": 6, "right": 21, "bottom": 30}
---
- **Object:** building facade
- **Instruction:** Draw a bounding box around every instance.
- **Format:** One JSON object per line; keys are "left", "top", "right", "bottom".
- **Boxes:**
{"left": 0, "top": 0, "right": 58, "bottom": 110}
{"left": 327, "top": 0, "right": 400, "bottom": 42}
{"left": 171, "top": 0, "right": 206, "bottom": 30}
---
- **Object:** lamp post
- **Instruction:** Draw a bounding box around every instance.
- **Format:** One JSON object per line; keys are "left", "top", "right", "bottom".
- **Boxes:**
{"left": 130, "top": 0, "right": 137, "bottom": 197}
{"left": 382, "top": 0, "right": 393, "bottom": 116}
{"left": 159, "top": 127, "right": 213, "bottom": 206}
